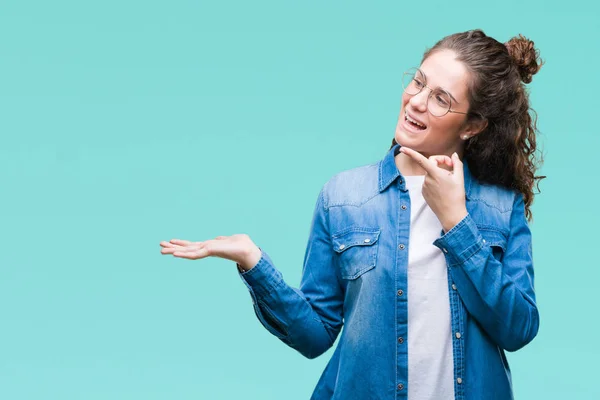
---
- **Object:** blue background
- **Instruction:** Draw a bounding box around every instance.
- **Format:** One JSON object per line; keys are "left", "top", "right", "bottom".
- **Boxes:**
{"left": 1, "top": 0, "right": 597, "bottom": 398}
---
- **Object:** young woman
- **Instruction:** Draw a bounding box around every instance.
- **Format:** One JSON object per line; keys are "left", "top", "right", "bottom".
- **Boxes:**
{"left": 160, "top": 29, "right": 545, "bottom": 400}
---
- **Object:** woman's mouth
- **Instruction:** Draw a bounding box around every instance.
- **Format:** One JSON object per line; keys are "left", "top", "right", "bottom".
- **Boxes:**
{"left": 403, "top": 112, "right": 428, "bottom": 132}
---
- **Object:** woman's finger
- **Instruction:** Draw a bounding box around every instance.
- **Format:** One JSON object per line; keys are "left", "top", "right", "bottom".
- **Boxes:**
{"left": 428, "top": 155, "right": 452, "bottom": 165}
{"left": 173, "top": 247, "right": 208, "bottom": 260}
{"left": 161, "top": 247, "right": 180, "bottom": 254}
{"left": 160, "top": 238, "right": 199, "bottom": 255}
{"left": 429, "top": 155, "right": 454, "bottom": 171}
{"left": 400, "top": 147, "right": 437, "bottom": 174}
{"left": 170, "top": 239, "right": 193, "bottom": 246}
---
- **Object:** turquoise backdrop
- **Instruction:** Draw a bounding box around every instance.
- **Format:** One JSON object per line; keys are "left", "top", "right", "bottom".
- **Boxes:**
{"left": 1, "top": 0, "right": 597, "bottom": 398}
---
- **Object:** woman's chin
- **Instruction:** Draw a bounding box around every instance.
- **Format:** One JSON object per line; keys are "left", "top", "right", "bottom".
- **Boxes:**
{"left": 395, "top": 126, "right": 428, "bottom": 145}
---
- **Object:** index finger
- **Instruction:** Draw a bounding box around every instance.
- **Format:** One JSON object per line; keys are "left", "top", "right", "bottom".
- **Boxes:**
{"left": 399, "top": 147, "right": 436, "bottom": 174}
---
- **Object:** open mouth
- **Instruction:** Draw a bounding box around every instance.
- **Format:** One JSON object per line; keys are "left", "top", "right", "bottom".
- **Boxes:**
{"left": 405, "top": 113, "right": 427, "bottom": 130}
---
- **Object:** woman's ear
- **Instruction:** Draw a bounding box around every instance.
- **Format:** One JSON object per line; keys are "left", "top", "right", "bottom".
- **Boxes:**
{"left": 460, "top": 117, "right": 488, "bottom": 140}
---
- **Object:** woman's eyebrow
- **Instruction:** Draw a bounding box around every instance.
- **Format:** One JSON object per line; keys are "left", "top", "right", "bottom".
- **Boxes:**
{"left": 417, "top": 69, "right": 461, "bottom": 105}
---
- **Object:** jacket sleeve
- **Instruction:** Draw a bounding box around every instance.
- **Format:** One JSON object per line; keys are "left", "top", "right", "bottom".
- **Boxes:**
{"left": 237, "top": 186, "right": 344, "bottom": 359}
{"left": 433, "top": 192, "right": 539, "bottom": 352}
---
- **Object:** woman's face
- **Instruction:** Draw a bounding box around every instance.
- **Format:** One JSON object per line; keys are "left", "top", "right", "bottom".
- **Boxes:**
{"left": 394, "top": 49, "right": 478, "bottom": 157}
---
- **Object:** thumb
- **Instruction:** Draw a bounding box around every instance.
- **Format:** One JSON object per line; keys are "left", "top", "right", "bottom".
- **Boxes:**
{"left": 452, "top": 152, "right": 464, "bottom": 173}
{"left": 451, "top": 152, "right": 462, "bottom": 164}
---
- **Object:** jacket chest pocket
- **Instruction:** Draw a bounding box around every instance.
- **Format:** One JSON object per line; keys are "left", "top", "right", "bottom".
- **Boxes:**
{"left": 332, "top": 227, "right": 381, "bottom": 280}
{"left": 479, "top": 228, "right": 508, "bottom": 262}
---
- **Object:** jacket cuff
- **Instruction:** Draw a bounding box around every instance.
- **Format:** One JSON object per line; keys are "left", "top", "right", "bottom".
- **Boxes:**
{"left": 237, "top": 249, "right": 283, "bottom": 299}
{"left": 433, "top": 213, "right": 484, "bottom": 266}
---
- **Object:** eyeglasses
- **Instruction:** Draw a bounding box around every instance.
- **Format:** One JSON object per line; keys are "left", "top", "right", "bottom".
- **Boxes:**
{"left": 401, "top": 67, "right": 469, "bottom": 117}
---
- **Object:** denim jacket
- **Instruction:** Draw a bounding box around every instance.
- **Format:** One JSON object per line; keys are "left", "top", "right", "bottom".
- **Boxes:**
{"left": 238, "top": 143, "right": 539, "bottom": 400}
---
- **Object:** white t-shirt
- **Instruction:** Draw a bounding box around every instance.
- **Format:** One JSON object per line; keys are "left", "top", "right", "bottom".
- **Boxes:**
{"left": 404, "top": 175, "right": 455, "bottom": 400}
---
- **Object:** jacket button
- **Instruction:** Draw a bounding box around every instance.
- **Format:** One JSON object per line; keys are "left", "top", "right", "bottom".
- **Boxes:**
{"left": 364, "top": 238, "right": 371, "bottom": 243}
{"left": 398, "top": 244, "right": 405, "bottom": 250}
{"left": 455, "top": 332, "right": 462, "bottom": 339}
{"left": 397, "top": 289, "right": 404, "bottom": 296}
{"left": 397, "top": 383, "right": 404, "bottom": 390}
{"left": 401, "top": 205, "right": 407, "bottom": 210}
{"left": 442, "top": 248, "right": 448, "bottom": 253}
{"left": 457, "top": 378, "right": 463, "bottom": 384}
{"left": 338, "top": 244, "right": 345, "bottom": 250}
{"left": 452, "top": 284, "right": 457, "bottom": 290}
{"left": 398, "top": 337, "right": 404, "bottom": 344}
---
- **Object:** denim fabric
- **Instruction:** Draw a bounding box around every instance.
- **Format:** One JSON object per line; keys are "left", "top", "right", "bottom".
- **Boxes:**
{"left": 238, "top": 143, "right": 539, "bottom": 400}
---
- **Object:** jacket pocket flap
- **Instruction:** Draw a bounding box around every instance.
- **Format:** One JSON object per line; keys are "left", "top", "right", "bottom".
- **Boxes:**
{"left": 332, "top": 228, "right": 381, "bottom": 253}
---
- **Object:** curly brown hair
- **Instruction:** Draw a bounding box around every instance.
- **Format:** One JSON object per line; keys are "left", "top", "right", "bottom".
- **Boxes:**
{"left": 390, "top": 29, "right": 546, "bottom": 222}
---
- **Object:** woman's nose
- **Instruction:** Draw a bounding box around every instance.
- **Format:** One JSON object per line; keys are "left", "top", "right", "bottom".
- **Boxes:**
{"left": 409, "top": 90, "right": 429, "bottom": 113}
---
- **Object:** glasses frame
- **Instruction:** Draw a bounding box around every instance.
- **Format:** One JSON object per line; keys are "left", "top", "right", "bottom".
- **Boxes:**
{"left": 402, "top": 67, "right": 469, "bottom": 117}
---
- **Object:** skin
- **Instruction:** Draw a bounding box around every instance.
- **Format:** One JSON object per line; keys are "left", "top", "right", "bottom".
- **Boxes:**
{"left": 160, "top": 49, "right": 488, "bottom": 270}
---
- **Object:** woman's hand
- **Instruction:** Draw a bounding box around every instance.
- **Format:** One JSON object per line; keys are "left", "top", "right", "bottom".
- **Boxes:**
{"left": 400, "top": 147, "right": 468, "bottom": 233}
{"left": 160, "top": 234, "right": 262, "bottom": 271}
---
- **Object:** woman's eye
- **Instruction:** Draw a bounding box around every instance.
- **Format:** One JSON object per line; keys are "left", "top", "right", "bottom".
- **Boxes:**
{"left": 435, "top": 95, "right": 449, "bottom": 106}
{"left": 413, "top": 79, "right": 424, "bottom": 88}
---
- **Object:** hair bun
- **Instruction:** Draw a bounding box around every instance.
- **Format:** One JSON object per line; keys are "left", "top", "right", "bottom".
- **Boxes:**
{"left": 505, "top": 34, "right": 543, "bottom": 84}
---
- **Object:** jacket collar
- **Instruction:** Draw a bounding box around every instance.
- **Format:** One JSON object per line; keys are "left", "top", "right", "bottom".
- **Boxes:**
{"left": 378, "top": 143, "right": 474, "bottom": 200}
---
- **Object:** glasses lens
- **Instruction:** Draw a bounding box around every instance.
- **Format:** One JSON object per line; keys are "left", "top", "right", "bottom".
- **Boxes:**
{"left": 428, "top": 89, "right": 452, "bottom": 117}
{"left": 402, "top": 68, "right": 422, "bottom": 95}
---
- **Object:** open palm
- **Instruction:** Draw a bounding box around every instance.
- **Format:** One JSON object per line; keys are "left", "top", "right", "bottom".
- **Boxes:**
{"left": 160, "top": 234, "right": 261, "bottom": 270}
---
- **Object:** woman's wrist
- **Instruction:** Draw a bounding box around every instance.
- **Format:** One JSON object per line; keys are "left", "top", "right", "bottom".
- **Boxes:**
{"left": 441, "top": 208, "right": 469, "bottom": 234}
{"left": 237, "top": 245, "right": 262, "bottom": 272}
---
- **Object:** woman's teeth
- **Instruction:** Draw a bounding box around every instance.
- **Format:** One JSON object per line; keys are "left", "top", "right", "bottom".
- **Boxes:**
{"left": 406, "top": 114, "right": 426, "bottom": 129}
